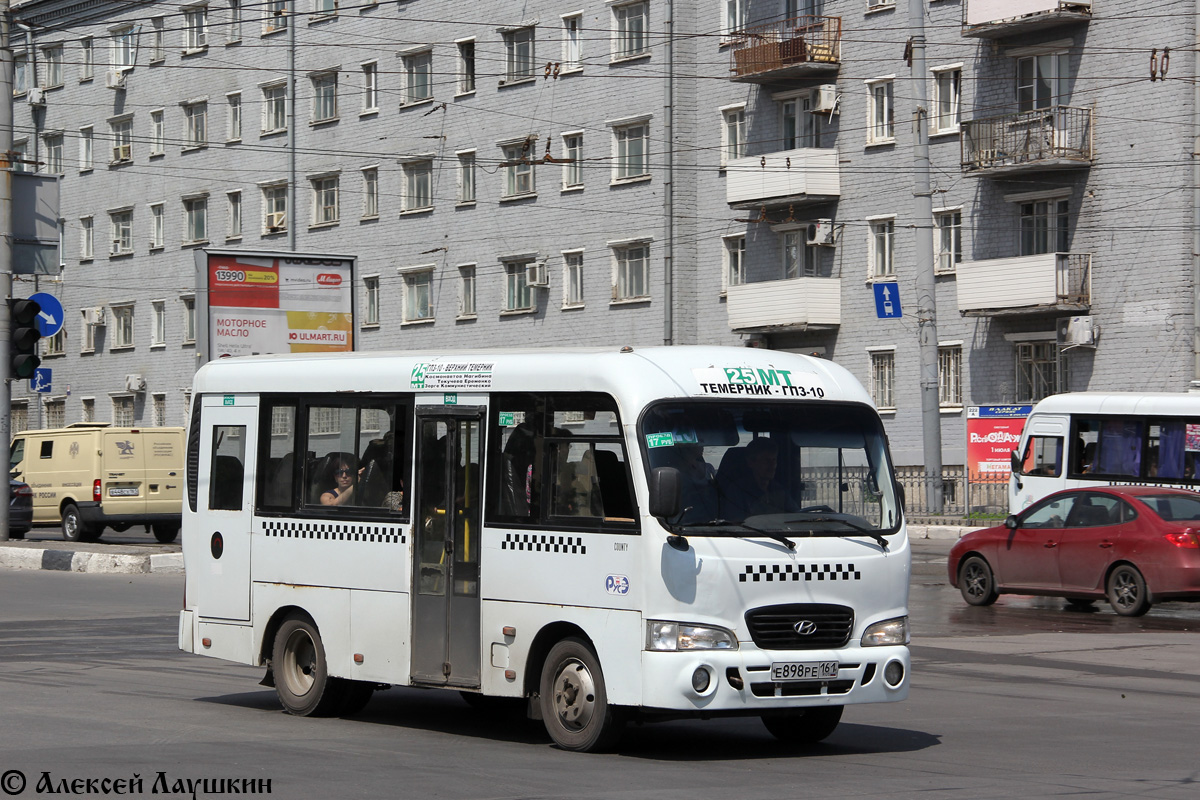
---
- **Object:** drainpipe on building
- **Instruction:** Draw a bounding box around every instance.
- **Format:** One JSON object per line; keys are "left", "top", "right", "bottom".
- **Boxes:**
{"left": 1, "top": 0, "right": 15, "bottom": 541}
{"left": 287, "top": 6, "right": 296, "bottom": 251}
{"left": 662, "top": 0, "right": 674, "bottom": 345}
{"left": 1193, "top": 0, "right": 1200, "bottom": 388}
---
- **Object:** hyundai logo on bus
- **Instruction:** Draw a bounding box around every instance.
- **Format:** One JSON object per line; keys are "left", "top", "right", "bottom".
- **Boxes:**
{"left": 605, "top": 575, "right": 630, "bottom": 595}
{"left": 793, "top": 620, "right": 818, "bottom": 636}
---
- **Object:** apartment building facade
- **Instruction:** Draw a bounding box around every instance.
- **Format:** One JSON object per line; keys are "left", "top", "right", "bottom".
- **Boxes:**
{"left": 8, "top": 0, "right": 1195, "bottom": 468}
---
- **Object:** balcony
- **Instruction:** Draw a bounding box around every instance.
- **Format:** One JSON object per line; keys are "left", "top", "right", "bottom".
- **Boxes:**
{"left": 962, "top": 106, "right": 1092, "bottom": 176}
{"left": 726, "top": 148, "right": 840, "bottom": 209}
{"left": 963, "top": 1, "right": 1091, "bottom": 38}
{"left": 726, "top": 276, "right": 840, "bottom": 333}
{"left": 957, "top": 252, "right": 1091, "bottom": 316}
{"left": 728, "top": 16, "right": 841, "bottom": 82}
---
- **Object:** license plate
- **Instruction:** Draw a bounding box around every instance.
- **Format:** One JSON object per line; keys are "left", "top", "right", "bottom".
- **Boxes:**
{"left": 770, "top": 661, "right": 839, "bottom": 681}
{"left": 108, "top": 487, "right": 139, "bottom": 497}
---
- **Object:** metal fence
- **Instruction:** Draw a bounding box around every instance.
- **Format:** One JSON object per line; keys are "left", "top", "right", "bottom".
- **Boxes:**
{"left": 961, "top": 105, "right": 1093, "bottom": 173}
{"left": 895, "top": 467, "right": 1012, "bottom": 523}
{"left": 1056, "top": 252, "right": 1091, "bottom": 305}
{"left": 728, "top": 16, "right": 842, "bottom": 79}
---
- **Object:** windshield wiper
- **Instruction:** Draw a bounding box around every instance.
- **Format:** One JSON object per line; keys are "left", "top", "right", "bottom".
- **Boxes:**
{"left": 783, "top": 515, "right": 889, "bottom": 550}
{"left": 675, "top": 519, "right": 795, "bottom": 550}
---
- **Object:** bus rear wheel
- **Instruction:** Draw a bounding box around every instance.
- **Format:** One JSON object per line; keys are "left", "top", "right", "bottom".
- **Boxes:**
{"left": 272, "top": 615, "right": 344, "bottom": 717}
{"left": 761, "top": 706, "right": 844, "bottom": 744}
{"left": 539, "top": 637, "right": 623, "bottom": 752}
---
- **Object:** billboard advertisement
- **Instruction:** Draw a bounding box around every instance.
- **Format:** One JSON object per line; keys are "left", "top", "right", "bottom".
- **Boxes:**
{"left": 197, "top": 250, "right": 354, "bottom": 360}
{"left": 966, "top": 405, "right": 1032, "bottom": 481}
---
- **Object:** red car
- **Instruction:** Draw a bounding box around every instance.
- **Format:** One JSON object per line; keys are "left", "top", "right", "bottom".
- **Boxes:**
{"left": 948, "top": 486, "right": 1200, "bottom": 616}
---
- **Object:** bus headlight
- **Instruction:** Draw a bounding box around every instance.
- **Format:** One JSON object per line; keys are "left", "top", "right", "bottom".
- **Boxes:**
{"left": 646, "top": 621, "right": 738, "bottom": 651}
{"left": 861, "top": 616, "right": 910, "bottom": 647}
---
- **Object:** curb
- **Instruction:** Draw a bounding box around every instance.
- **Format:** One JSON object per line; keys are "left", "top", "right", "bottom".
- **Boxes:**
{"left": 0, "top": 547, "right": 183, "bottom": 574}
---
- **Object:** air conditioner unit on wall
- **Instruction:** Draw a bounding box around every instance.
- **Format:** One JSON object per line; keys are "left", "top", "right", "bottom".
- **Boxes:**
{"left": 125, "top": 374, "right": 146, "bottom": 392}
{"left": 27, "top": 87, "right": 46, "bottom": 107}
{"left": 112, "top": 144, "right": 131, "bottom": 162}
{"left": 525, "top": 261, "right": 549, "bottom": 287}
{"left": 105, "top": 70, "right": 127, "bottom": 90}
{"left": 813, "top": 84, "right": 839, "bottom": 114}
{"left": 84, "top": 307, "right": 107, "bottom": 326}
{"left": 266, "top": 211, "right": 286, "bottom": 232}
{"left": 806, "top": 219, "right": 835, "bottom": 246}
{"left": 1057, "top": 316, "right": 1099, "bottom": 350}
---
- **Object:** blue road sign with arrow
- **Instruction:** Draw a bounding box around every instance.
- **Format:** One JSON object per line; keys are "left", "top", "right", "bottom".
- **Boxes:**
{"left": 29, "top": 292, "right": 65, "bottom": 337}
{"left": 873, "top": 282, "right": 902, "bottom": 319}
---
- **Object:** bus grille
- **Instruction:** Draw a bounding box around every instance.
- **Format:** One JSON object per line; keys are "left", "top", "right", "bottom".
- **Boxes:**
{"left": 744, "top": 604, "right": 853, "bottom": 650}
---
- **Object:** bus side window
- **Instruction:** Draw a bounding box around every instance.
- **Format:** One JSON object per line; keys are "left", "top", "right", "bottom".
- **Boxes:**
{"left": 260, "top": 402, "right": 297, "bottom": 509}
{"left": 1022, "top": 436, "right": 1063, "bottom": 477}
{"left": 210, "top": 426, "right": 246, "bottom": 511}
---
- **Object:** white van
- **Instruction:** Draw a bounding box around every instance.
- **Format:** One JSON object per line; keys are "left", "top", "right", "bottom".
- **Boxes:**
{"left": 10, "top": 423, "right": 186, "bottom": 542}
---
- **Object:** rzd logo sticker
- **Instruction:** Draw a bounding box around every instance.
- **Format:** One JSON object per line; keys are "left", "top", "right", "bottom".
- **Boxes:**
{"left": 605, "top": 575, "right": 630, "bottom": 595}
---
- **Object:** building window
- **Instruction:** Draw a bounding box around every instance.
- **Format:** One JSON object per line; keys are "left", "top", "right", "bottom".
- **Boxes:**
{"left": 1019, "top": 198, "right": 1070, "bottom": 256}
{"left": 263, "top": 183, "right": 287, "bottom": 232}
{"left": 110, "top": 210, "right": 133, "bottom": 255}
{"left": 184, "top": 196, "right": 208, "bottom": 243}
{"left": 311, "top": 72, "right": 337, "bottom": 122}
{"left": 311, "top": 176, "right": 339, "bottom": 225}
{"left": 562, "top": 15, "right": 582, "bottom": 70}
{"left": 363, "top": 276, "right": 379, "bottom": 325}
{"left": 783, "top": 230, "right": 818, "bottom": 279}
{"left": 80, "top": 216, "right": 94, "bottom": 260}
{"left": 184, "top": 6, "right": 209, "bottom": 50}
{"left": 153, "top": 394, "right": 168, "bottom": 427}
{"left": 361, "top": 62, "right": 378, "bottom": 111}
{"left": 724, "top": 235, "right": 745, "bottom": 288}
{"left": 932, "top": 67, "right": 961, "bottom": 134}
{"left": 151, "top": 301, "right": 167, "bottom": 346}
{"left": 723, "top": 0, "right": 746, "bottom": 35}
{"left": 503, "top": 142, "right": 535, "bottom": 197}
{"left": 10, "top": 404, "right": 28, "bottom": 434}
{"left": 113, "top": 396, "right": 135, "bottom": 426}
{"left": 228, "top": 0, "right": 243, "bottom": 42}
{"left": 150, "top": 110, "right": 165, "bottom": 155}
{"left": 721, "top": 106, "right": 746, "bottom": 167}
{"left": 262, "top": 83, "right": 287, "bottom": 132}
{"left": 79, "top": 126, "right": 93, "bottom": 171}
{"left": 111, "top": 25, "right": 136, "bottom": 69}
{"left": 403, "top": 50, "right": 433, "bottom": 104}
{"left": 563, "top": 250, "right": 584, "bottom": 306}
{"left": 938, "top": 345, "right": 962, "bottom": 407}
{"left": 45, "top": 400, "right": 65, "bottom": 428}
{"left": 11, "top": 140, "right": 28, "bottom": 173}
{"left": 314, "top": 0, "right": 338, "bottom": 17}
{"left": 613, "top": 2, "right": 649, "bottom": 60}
{"left": 457, "top": 153, "right": 475, "bottom": 204}
{"left": 264, "top": 0, "right": 290, "bottom": 34}
{"left": 613, "top": 242, "right": 650, "bottom": 300}
{"left": 43, "top": 135, "right": 63, "bottom": 174}
{"left": 182, "top": 296, "right": 197, "bottom": 343}
{"left": 80, "top": 37, "right": 94, "bottom": 81}
{"left": 111, "top": 305, "right": 135, "bottom": 348}
{"left": 82, "top": 398, "right": 95, "bottom": 423}
{"left": 227, "top": 191, "right": 242, "bottom": 237}
{"left": 403, "top": 270, "right": 434, "bottom": 322}
{"left": 362, "top": 168, "right": 379, "bottom": 217}
{"left": 150, "top": 203, "right": 165, "bottom": 248}
{"left": 866, "top": 78, "right": 894, "bottom": 144}
{"left": 457, "top": 40, "right": 476, "bottom": 93}
{"left": 151, "top": 17, "right": 166, "bottom": 62}
{"left": 504, "top": 27, "right": 536, "bottom": 82}
{"left": 14, "top": 53, "right": 29, "bottom": 94}
{"left": 504, "top": 261, "right": 534, "bottom": 311}
{"left": 184, "top": 102, "right": 208, "bottom": 148}
{"left": 402, "top": 161, "right": 433, "bottom": 212}
{"left": 614, "top": 121, "right": 649, "bottom": 180}
{"left": 562, "top": 133, "right": 583, "bottom": 189}
{"left": 1017, "top": 53, "right": 1070, "bottom": 112}
{"left": 227, "top": 93, "right": 242, "bottom": 140}
{"left": 869, "top": 217, "right": 895, "bottom": 277}
{"left": 459, "top": 265, "right": 476, "bottom": 317}
{"left": 44, "top": 329, "right": 65, "bottom": 357}
{"left": 41, "top": 44, "right": 64, "bottom": 88}
{"left": 870, "top": 350, "right": 895, "bottom": 409}
{"left": 81, "top": 309, "right": 96, "bottom": 352}
{"left": 110, "top": 117, "right": 133, "bottom": 163}
{"left": 1015, "top": 341, "right": 1059, "bottom": 402}
{"left": 934, "top": 209, "right": 962, "bottom": 273}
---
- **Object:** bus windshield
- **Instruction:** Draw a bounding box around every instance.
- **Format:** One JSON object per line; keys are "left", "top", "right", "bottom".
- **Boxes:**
{"left": 640, "top": 401, "right": 900, "bottom": 534}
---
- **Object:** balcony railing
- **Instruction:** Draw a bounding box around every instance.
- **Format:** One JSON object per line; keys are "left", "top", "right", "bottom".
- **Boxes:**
{"left": 962, "top": 106, "right": 1092, "bottom": 175}
{"left": 963, "top": 1, "right": 1091, "bottom": 38}
{"left": 728, "top": 16, "right": 841, "bottom": 82}
{"left": 726, "top": 275, "right": 840, "bottom": 332}
{"left": 957, "top": 252, "right": 1091, "bottom": 316}
{"left": 725, "top": 148, "right": 840, "bottom": 208}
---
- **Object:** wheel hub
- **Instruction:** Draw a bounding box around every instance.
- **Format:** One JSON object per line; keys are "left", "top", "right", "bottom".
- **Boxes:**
{"left": 553, "top": 659, "right": 596, "bottom": 731}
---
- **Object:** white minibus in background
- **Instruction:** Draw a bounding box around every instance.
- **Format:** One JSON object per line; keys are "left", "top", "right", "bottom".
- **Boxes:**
{"left": 1011, "top": 393, "right": 1200, "bottom": 513}
{"left": 178, "top": 346, "right": 910, "bottom": 751}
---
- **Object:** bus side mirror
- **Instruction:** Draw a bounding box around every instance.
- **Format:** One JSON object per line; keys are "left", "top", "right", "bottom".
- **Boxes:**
{"left": 895, "top": 482, "right": 906, "bottom": 513}
{"left": 1010, "top": 449, "right": 1022, "bottom": 474}
{"left": 649, "top": 467, "right": 682, "bottom": 519}
{"left": 1005, "top": 514, "right": 1020, "bottom": 530}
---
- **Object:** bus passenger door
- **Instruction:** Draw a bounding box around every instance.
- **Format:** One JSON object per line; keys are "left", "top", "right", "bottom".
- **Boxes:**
{"left": 410, "top": 408, "right": 484, "bottom": 687}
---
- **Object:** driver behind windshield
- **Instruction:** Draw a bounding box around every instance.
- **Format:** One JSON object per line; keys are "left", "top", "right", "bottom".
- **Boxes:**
{"left": 718, "top": 437, "right": 794, "bottom": 521}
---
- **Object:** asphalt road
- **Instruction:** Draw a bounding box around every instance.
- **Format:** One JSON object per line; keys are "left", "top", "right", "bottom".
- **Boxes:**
{"left": 1, "top": 544, "right": 1198, "bottom": 799}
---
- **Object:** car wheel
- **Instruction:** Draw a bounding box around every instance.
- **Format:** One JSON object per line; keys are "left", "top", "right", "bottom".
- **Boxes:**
{"left": 761, "top": 706, "right": 844, "bottom": 744}
{"left": 958, "top": 556, "right": 999, "bottom": 606}
{"left": 8, "top": 530, "right": 26, "bottom": 540}
{"left": 1107, "top": 564, "right": 1151, "bottom": 617}
{"left": 152, "top": 524, "right": 179, "bottom": 544}
{"left": 61, "top": 505, "right": 95, "bottom": 543}
{"left": 539, "top": 637, "right": 623, "bottom": 752}
{"left": 272, "top": 615, "right": 345, "bottom": 716}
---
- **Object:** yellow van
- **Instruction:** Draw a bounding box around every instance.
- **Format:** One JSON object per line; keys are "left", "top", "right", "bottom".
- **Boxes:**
{"left": 10, "top": 423, "right": 185, "bottom": 543}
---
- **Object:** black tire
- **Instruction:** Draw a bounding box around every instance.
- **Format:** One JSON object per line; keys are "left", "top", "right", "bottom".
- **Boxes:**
{"left": 337, "top": 681, "right": 376, "bottom": 717}
{"left": 61, "top": 504, "right": 96, "bottom": 543}
{"left": 460, "top": 691, "right": 525, "bottom": 716}
{"left": 271, "top": 615, "right": 345, "bottom": 716}
{"left": 1107, "top": 564, "right": 1151, "bottom": 617}
{"left": 539, "top": 637, "right": 623, "bottom": 752}
{"left": 8, "top": 530, "right": 26, "bottom": 540}
{"left": 958, "top": 555, "right": 999, "bottom": 606}
{"left": 110, "top": 523, "right": 131, "bottom": 532}
{"left": 1065, "top": 597, "right": 1097, "bottom": 610}
{"left": 152, "top": 524, "right": 179, "bottom": 544}
{"left": 761, "top": 706, "right": 844, "bottom": 744}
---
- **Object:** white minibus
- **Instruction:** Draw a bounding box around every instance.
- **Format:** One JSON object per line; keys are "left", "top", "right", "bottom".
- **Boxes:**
{"left": 178, "top": 346, "right": 910, "bottom": 751}
{"left": 1011, "top": 392, "right": 1200, "bottom": 513}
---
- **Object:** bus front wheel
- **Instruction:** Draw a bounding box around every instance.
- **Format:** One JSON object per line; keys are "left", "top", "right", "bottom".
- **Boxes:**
{"left": 272, "top": 615, "right": 344, "bottom": 717}
{"left": 539, "top": 637, "right": 623, "bottom": 752}
{"left": 761, "top": 706, "right": 844, "bottom": 744}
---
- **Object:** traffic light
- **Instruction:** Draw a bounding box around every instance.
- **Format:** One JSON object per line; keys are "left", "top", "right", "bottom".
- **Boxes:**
{"left": 10, "top": 298, "right": 42, "bottom": 380}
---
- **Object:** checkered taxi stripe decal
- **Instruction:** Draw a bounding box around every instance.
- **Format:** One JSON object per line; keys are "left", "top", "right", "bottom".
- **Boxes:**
{"left": 261, "top": 520, "right": 405, "bottom": 544}
{"left": 500, "top": 533, "right": 587, "bottom": 554}
{"left": 739, "top": 563, "right": 861, "bottom": 582}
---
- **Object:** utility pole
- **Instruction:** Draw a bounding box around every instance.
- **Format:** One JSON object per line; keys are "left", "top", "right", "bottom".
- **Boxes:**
{"left": 910, "top": 0, "right": 943, "bottom": 515}
{"left": 1, "top": 0, "right": 15, "bottom": 541}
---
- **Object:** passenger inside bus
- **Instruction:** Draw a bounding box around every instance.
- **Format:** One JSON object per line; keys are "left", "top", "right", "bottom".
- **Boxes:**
{"left": 673, "top": 444, "right": 718, "bottom": 523}
{"left": 319, "top": 456, "right": 361, "bottom": 506}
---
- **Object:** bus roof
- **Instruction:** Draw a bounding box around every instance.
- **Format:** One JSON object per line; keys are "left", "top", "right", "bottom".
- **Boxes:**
{"left": 192, "top": 346, "right": 874, "bottom": 412}
{"left": 1030, "top": 392, "right": 1200, "bottom": 417}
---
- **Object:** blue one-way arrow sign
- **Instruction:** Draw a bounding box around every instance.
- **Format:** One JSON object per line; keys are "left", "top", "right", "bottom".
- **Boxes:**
{"left": 873, "top": 282, "right": 902, "bottom": 319}
{"left": 29, "top": 291, "right": 65, "bottom": 337}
